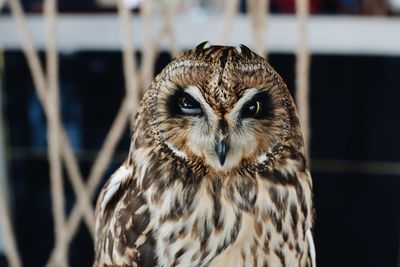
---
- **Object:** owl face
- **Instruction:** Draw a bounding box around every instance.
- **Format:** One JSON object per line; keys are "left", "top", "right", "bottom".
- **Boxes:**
{"left": 146, "top": 43, "right": 299, "bottom": 172}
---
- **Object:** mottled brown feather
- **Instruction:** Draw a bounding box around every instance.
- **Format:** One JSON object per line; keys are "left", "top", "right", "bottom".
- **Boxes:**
{"left": 94, "top": 43, "right": 315, "bottom": 267}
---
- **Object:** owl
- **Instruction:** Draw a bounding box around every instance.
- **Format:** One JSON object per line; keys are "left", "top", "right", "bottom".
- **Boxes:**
{"left": 93, "top": 42, "right": 316, "bottom": 267}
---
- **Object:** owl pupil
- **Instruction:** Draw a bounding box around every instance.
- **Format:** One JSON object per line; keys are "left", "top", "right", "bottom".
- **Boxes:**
{"left": 180, "top": 97, "right": 193, "bottom": 108}
{"left": 246, "top": 101, "right": 261, "bottom": 115}
{"left": 177, "top": 94, "right": 202, "bottom": 116}
{"left": 248, "top": 104, "right": 257, "bottom": 113}
{"left": 240, "top": 92, "right": 272, "bottom": 119}
{"left": 168, "top": 90, "right": 203, "bottom": 116}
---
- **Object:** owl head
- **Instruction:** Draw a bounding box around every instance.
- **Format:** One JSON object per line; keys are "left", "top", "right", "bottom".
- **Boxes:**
{"left": 134, "top": 42, "right": 304, "bottom": 173}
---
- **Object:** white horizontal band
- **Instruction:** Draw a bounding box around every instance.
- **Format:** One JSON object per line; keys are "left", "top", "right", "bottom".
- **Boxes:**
{"left": 1, "top": 14, "right": 400, "bottom": 55}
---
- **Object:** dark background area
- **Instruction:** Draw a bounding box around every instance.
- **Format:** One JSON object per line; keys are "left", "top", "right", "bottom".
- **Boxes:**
{"left": 1, "top": 51, "right": 400, "bottom": 267}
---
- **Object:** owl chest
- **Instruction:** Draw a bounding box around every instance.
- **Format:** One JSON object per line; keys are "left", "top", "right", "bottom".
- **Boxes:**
{"left": 146, "top": 180, "right": 310, "bottom": 267}
{"left": 205, "top": 210, "right": 307, "bottom": 267}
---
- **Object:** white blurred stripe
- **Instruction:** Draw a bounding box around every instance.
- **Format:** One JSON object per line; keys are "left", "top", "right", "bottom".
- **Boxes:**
{"left": 1, "top": 14, "right": 400, "bottom": 55}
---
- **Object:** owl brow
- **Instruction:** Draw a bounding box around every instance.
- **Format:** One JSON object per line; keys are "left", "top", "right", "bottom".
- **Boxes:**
{"left": 232, "top": 88, "right": 260, "bottom": 110}
{"left": 183, "top": 86, "right": 207, "bottom": 104}
{"left": 183, "top": 86, "right": 216, "bottom": 120}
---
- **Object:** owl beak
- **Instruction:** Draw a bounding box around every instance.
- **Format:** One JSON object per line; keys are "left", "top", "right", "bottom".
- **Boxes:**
{"left": 217, "top": 139, "right": 228, "bottom": 166}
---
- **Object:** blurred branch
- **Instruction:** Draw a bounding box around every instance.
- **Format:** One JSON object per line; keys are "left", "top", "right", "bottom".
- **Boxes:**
{"left": 0, "top": 0, "right": 6, "bottom": 11}
{"left": 0, "top": 193, "right": 22, "bottom": 267}
{"left": 247, "top": 0, "right": 270, "bottom": 56}
{"left": 219, "top": 0, "right": 239, "bottom": 43}
{"left": 295, "top": 0, "right": 311, "bottom": 159}
{"left": 0, "top": 32, "right": 22, "bottom": 267}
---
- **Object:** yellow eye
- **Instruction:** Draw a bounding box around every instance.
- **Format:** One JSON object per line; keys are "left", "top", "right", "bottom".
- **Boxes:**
{"left": 255, "top": 100, "right": 261, "bottom": 114}
{"left": 250, "top": 100, "right": 262, "bottom": 115}
{"left": 241, "top": 92, "right": 272, "bottom": 119}
{"left": 242, "top": 100, "right": 263, "bottom": 118}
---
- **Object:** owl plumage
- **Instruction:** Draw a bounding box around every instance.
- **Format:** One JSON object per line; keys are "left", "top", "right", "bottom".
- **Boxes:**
{"left": 93, "top": 42, "right": 315, "bottom": 267}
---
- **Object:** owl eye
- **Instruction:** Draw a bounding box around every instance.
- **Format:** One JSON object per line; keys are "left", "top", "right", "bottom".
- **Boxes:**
{"left": 243, "top": 100, "right": 262, "bottom": 117}
{"left": 178, "top": 94, "right": 202, "bottom": 116}
{"left": 168, "top": 89, "right": 203, "bottom": 117}
{"left": 241, "top": 92, "right": 273, "bottom": 119}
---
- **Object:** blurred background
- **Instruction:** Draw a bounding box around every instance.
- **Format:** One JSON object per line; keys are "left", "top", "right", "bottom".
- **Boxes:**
{"left": 0, "top": 0, "right": 400, "bottom": 266}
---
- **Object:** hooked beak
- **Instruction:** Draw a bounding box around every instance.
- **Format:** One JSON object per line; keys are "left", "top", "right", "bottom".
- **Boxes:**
{"left": 216, "top": 139, "right": 228, "bottom": 166}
